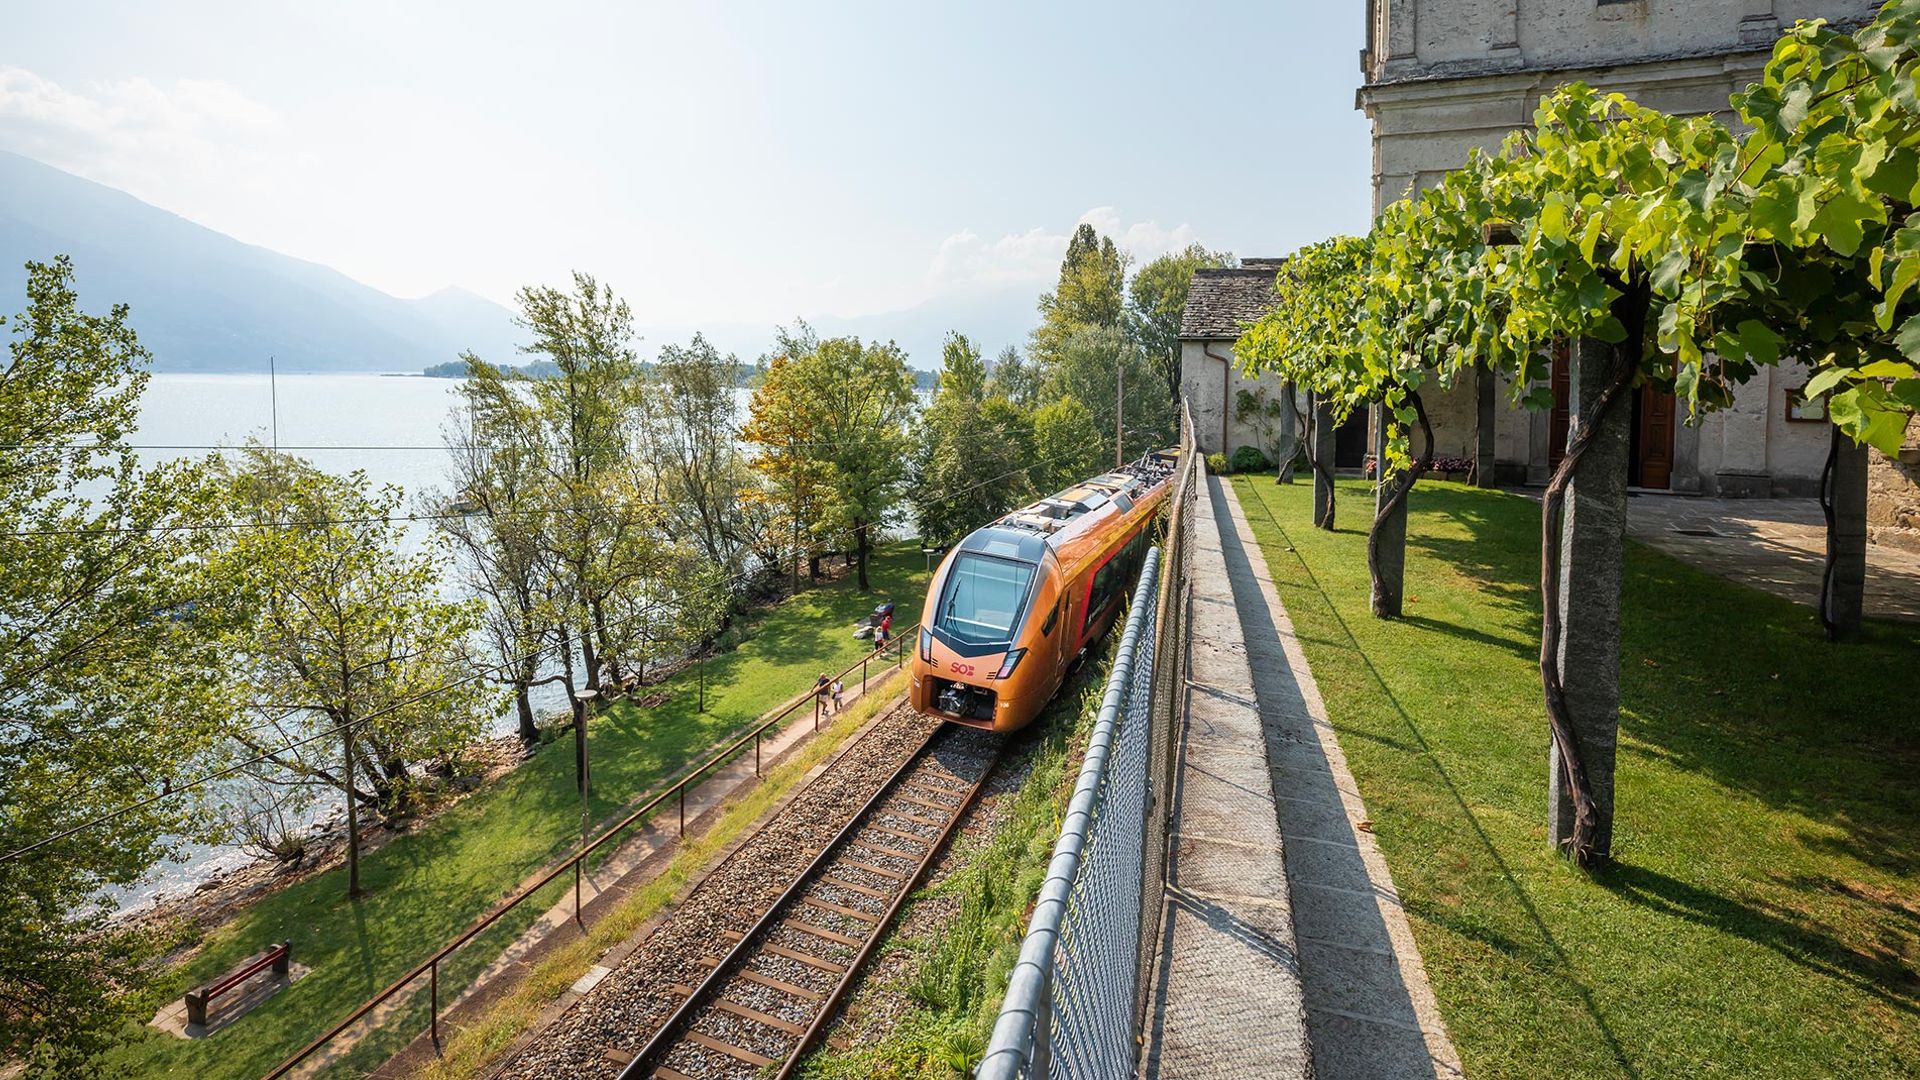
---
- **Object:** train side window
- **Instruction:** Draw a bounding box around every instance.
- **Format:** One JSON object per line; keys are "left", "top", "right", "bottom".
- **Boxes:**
{"left": 1042, "top": 600, "right": 1059, "bottom": 636}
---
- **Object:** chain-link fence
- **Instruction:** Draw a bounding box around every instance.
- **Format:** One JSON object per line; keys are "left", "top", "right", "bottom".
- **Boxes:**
{"left": 976, "top": 405, "right": 1198, "bottom": 1080}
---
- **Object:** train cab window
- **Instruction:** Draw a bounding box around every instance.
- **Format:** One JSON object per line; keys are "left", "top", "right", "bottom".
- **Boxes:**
{"left": 938, "top": 554, "right": 1036, "bottom": 646}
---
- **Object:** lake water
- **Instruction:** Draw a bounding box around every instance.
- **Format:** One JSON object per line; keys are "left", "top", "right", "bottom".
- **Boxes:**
{"left": 114, "top": 373, "right": 587, "bottom": 907}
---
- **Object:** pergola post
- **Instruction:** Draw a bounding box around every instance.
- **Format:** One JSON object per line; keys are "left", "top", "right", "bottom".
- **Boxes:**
{"left": 1825, "top": 433, "right": 1870, "bottom": 637}
{"left": 1476, "top": 362, "right": 1499, "bottom": 488}
{"left": 1312, "top": 392, "right": 1336, "bottom": 528}
{"left": 1371, "top": 403, "right": 1407, "bottom": 617}
{"left": 1276, "top": 383, "right": 1299, "bottom": 484}
{"left": 1547, "top": 337, "right": 1630, "bottom": 858}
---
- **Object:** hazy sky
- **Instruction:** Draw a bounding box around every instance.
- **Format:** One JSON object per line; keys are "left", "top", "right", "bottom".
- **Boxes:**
{"left": 0, "top": 2, "right": 1371, "bottom": 326}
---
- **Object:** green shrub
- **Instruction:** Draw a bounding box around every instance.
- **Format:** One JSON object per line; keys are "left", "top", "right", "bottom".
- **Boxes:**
{"left": 1231, "top": 445, "right": 1272, "bottom": 473}
{"left": 1205, "top": 452, "right": 1230, "bottom": 475}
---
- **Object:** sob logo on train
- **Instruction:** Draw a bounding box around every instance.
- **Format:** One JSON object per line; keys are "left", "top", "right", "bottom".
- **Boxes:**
{"left": 948, "top": 662, "right": 975, "bottom": 677}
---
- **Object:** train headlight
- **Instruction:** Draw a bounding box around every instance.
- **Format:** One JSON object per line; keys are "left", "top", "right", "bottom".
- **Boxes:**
{"left": 919, "top": 628, "right": 933, "bottom": 664}
{"left": 994, "top": 649, "right": 1026, "bottom": 680}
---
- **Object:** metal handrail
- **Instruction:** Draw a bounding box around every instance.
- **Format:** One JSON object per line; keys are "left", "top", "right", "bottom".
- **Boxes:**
{"left": 976, "top": 547, "right": 1162, "bottom": 1080}
{"left": 262, "top": 632, "right": 909, "bottom": 1080}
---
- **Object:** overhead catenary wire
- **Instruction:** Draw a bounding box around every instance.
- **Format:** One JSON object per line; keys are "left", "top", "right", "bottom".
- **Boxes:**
{"left": 0, "top": 439, "right": 1139, "bottom": 864}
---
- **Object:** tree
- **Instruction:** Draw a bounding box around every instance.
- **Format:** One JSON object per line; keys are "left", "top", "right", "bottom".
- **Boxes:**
{"left": 1386, "top": 87, "right": 1761, "bottom": 867}
{"left": 1131, "top": 243, "right": 1234, "bottom": 403}
{"left": 435, "top": 359, "right": 564, "bottom": 745}
{"left": 1031, "top": 223, "right": 1129, "bottom": 365}
{"left": 1717, "top": 8, "right": 1920, "bottom": 637}
{"left": 650, "top": 334, "right": 750, "bottom": 570}
{"left": 742, "top": 327, "right": 916, "bottom": 590}
{"left": 201, "top": 447, "right": 497, "bottom": 898}
{"left": 740, "top": 324, "right": 835, "bottom": 587}
{"left": 512, "top": 273, "right": 660, "bottom": 694}
{"left": 1238, "top": 234, "right": 1436, "bottom": 617}
{"left": 986, "top": 345, "right": 1043, "bottom": 408}
{"left": 1030, "top": 394, "right": 1109, "bottom": 495}
{"left": 0, "top": 258, "right": 226, "bottom": 1075}
{"left": 668, "top": 554, "right": 732, "bottom": 713}
{"left": 1044, "top": 324, "right": 1174, "bottom": 464}
{"left": 913, "top": 333, "right": 1035, "bottom": 545}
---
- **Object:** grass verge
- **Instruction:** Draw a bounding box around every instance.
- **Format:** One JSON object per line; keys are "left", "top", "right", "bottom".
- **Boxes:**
{"left": 1234, "top": 475, "right": 1920, "bottom": 1079}
{"left": 104, "top": 546, "right": 929, "bottom": 1079}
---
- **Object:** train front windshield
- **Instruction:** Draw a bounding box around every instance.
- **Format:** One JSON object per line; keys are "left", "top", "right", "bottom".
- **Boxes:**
{"left": 937, "top": 554, "right": 1035, "bottom": 647}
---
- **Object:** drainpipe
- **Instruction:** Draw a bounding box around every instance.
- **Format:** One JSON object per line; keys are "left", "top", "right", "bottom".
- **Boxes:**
{"left": 1205, "top": 342, "right": 1233, "bottom": 454}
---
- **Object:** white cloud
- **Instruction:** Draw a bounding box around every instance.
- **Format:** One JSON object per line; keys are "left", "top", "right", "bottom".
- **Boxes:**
{"left": 0, "top": 65, "right": 281, "bottom": 209}
{"left": 927, "top": 207, "right": 1202, "bottom": 292}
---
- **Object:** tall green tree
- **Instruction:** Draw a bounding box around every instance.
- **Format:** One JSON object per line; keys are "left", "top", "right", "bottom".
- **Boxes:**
{"left": 913, "top": 333, "right": 1035, "bottom": 544}
{"left": 742, "top": 328, "right": 915, "bottom": 590}
{"left": 650, "top": 334, "right": 751, "bottom": 570}
{"left": 1031, "top": 223, "right": 1128, "bottom": 365}
{"left": 0, "top": 258, "right": 225, "bottom": 1076}
{"left": 986, "top": 345, "right": 1043, "bottom": 408}
{"left": 1130, "top": 243, "right": 1234, "bottom": 403}
{"left": 200, "top": 448, "right": 497, "bottom": 898}
{"left": 1044, "top": 324, "right": 1173, "bottom": 461}
{"left": 436, "top": 360, "right": 562, "bottom": 745}
{"left": 1030, "top": 394, "right": 1109, "bottom": 494}
{"left": 512, "top": 273, "right": 660, "bottom": 693}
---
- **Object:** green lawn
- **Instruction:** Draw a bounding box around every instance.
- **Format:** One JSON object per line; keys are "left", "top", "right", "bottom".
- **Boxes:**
{"left": 106, "top": 546, "right": 931, "bottom": 1079}
{"left": 1232, "top": 476, "right": 1919, "bottom": 1079}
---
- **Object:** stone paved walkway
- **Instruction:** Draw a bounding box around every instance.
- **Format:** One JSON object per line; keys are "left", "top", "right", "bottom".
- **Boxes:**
{"left": 1141, "top": 474, "right": 1311, "bottom": 1080}
{"left": 1140, "top": 476, "right": 1459, "bottom": 1079}
{"left": 1217, "top": 477, "right": 1460, "bottom": 1080}
{"left": 1624, "top": 494, "right": 1920, "bottom": 621}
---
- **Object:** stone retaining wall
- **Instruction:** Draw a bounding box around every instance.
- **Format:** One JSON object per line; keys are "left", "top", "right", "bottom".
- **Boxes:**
{"left": 1868, "top": 415, "right": 1920, "bottom": 553}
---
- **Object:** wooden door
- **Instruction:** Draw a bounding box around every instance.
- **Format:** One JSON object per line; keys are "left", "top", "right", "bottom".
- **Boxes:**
{"left": 1548, "top": 341, "right": 1570, "bottom": 471}
{"left": 1637, "top": 385, "right": 1676, "bottom": 489}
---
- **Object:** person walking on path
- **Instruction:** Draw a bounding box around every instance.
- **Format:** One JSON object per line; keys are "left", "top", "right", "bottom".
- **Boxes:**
{"left": 874, "top": 609, "right": 893, "bottom": 650}
{"left": 815, "top": 672, "right": 831, "bottom": 716}
{"left": 831, "top": 677, "right": 844, "bottom": 712}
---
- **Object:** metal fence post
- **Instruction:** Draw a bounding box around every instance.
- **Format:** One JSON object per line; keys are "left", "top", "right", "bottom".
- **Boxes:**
{"left": 430, "top": 959, "right": 440, "bottom": 1049}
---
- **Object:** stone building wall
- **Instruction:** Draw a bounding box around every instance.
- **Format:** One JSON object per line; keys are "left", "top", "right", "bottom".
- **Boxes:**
{"left": 1868, "top": 415, "right": 1920, "bottom": 552}
{"left": 1181, "top": 339, "right": 1294, "bottom": 459}
{"left": 1358, "top": 0, "right": 1872, "bottom": 492}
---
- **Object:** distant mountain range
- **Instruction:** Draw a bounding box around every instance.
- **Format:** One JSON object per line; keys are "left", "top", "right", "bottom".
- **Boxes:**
{"left": 0, "top": 151, "right": 521, "bottom": 372}
{"left": 0, "top": 150, "right": 1038, "bottom": 375}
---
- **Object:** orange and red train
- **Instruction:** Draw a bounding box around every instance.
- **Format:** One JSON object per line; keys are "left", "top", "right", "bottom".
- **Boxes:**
{"left": 909, "top": 450, "right": 1178, "bottom": 733}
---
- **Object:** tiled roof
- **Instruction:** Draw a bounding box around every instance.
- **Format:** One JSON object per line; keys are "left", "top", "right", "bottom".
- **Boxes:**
{"left": 1178, "top": 265, "right": 1282, "bottom": 340}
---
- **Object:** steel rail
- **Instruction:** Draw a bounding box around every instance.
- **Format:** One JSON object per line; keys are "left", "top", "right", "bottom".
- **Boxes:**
{"left": 616, "top": 723, "right": 995, "bottom": 1079}
{"left": 771, "top": 733, "right": 997, "bottom": 1080}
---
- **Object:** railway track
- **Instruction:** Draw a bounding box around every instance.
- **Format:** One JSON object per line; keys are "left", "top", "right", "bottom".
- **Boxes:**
{"left": 615, "top": 723, "right": 1001, "bottom": 1080}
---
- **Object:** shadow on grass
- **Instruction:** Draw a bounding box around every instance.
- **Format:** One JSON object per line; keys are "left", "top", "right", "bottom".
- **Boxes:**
{"left": 1397, "top": 613, "right": 1536, "bottom": 663}
{"left": 1407, "top": 483, "right": 1920, "bottom": 886}
{"left": 1597, "top": 861, "right": 1920, "bottom": 1019}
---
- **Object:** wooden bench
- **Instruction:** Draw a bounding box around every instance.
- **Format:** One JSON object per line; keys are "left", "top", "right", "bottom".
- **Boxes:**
{"left": 184, "top": 942, "right": 291, "bottom": 1027}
